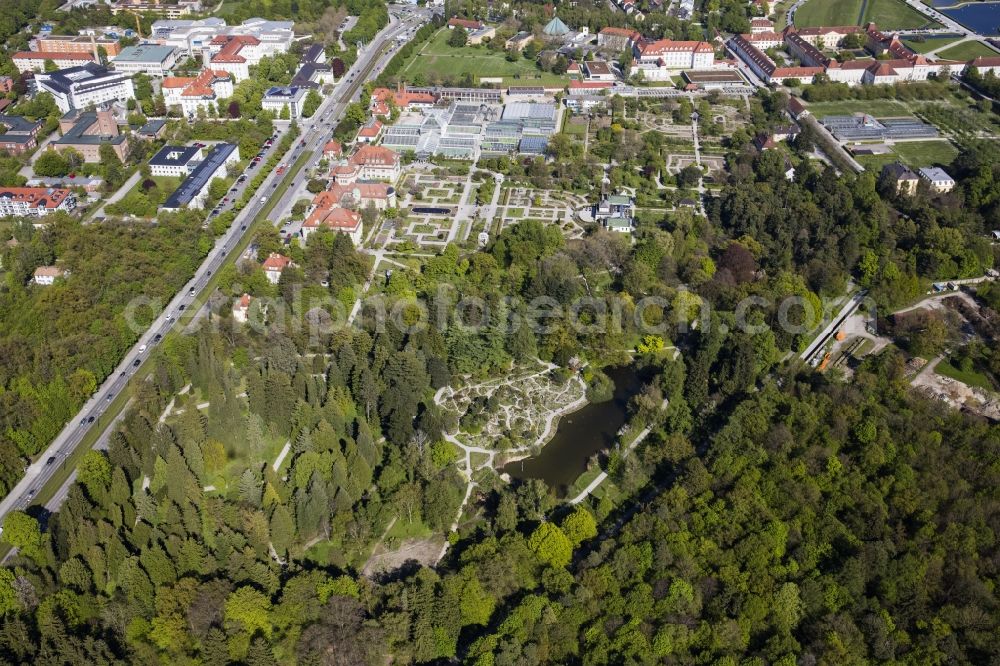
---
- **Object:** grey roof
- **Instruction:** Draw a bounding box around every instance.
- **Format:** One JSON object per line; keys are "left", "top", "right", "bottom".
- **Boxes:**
{"left": 543, "top": 16, "right": 570, "bottom": 36}
{"left": 37, "top": 63, "right": 119, "bottom": 96}
{"left": 150, "top": 144, "right": 202, "bottom": 167}
{"left": 0, "top": 115, "right": 43, "bottom": 144}
{"left": 291, "top": 62, "right": 330, "bottom": 88}
{"left": 113, "top": 44, "right": 177, "bottom": 64}
{"left": 164, "top": 143, "right": 236, "bottom": 209}
{"left": 264, "top": 85, "right": 307, "bottom": 101}
{"left": 53, "top": 111, "right": 127, "bottom": 147}
{"left": 137, "top": 118, "right": 167, "bottom": 136}
{"left": 919, "top": 166, "right": 953, "bottom": 182}
{"left": 302, "top": 43, "right": 325, "bottom": 63}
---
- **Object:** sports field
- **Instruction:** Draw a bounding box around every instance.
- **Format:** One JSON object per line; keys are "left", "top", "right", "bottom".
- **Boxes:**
{"left": 937, "top": 40, "right": 1000, "bottom": 60}
{"left": 794, "top": 0, "right": 942, "bottom": 29}
{"left": 400, "top": 29, "right": 569, "bottom": 86}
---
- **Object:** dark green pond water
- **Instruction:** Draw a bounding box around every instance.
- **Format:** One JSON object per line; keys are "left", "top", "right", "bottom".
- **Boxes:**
{"left": 503, "top": 365, "right": 644, "bottom": 496}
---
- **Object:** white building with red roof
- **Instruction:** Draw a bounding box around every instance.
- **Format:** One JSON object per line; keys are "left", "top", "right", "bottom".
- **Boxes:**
{"left": 0, "top": 187, "right": 76, "bottom": 218}
{"left": 302, "top": 205, "right": 363, "bottom": 246}
{"left": 631, "top": 39, "right": 715, "bottom": 79}
{"left": 162, "top": 69, "right": 233, "bottom": 116}
{"left": 344, "top": 145, "right": 401, "bottom": 183}
{"left": 13, "top": 51, "right": 95, "bottom": 74}
{"left": 323, "top": 140, "right": 343, "bottom": 159}
{"left": 597, "top": 27, "right": 641, "bottom": 51}
{"left": 32, "top": 265, "right": 67, "bottom": 285}
{"left": 207, "top": 35, "right": 262, "bottom": 81}
{"left": 262, "top": 252, "right": 293, "bottom": 284}
{"left": 356, "top": 118, "right": 384, "bottom": 144}
{"left": 232, "top": 293, "right": 252, "bottom": 323}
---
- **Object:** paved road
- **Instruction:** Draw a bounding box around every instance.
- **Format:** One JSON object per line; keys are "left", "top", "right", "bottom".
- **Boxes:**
{"left": 800, "top": 290, "right": 868, "bottom": 364}
{"left": 0, "top": 7, "right": 430, "bottom": 525}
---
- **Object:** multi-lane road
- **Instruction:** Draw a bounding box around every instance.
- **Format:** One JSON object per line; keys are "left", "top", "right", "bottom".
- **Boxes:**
{"left": 0, "top": 7, "right": 430, "bottom": 527}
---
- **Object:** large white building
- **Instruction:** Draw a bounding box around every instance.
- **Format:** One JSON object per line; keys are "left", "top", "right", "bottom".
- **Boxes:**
{"left": 630, "top": 39, "right": 715, "bottom": 80}
{"left": 0, "top": 187, "right": 76, "bottom": 218}
{"left": 162, "top": 68, "right": 233, "bottom": 116}
{"left": 262, "top": 86, "right": 309, "bottom": 118}
{"left": 162, "top": 143, "right": 240, "bottom": 210}
{"left": 148, "top": 144, "right": 205, "bottom": 177}
{"left": 110, "top": 44, "right": 179, "bottom": 76}
{"left": 36, "top": 63, "right": 136, "bottom": 113}
{"left": 149, "top": 17, "right": 293, "bottom": 58}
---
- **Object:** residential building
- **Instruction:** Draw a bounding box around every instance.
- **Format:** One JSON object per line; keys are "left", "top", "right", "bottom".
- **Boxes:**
{"left": 0, "top": 187, "right": 76, "bottom": 218}
{"left": 0, "top": 77, "right": 12, "bottom": 94}
{"left": 919, "top": 166, "right": 955, "bottom": 193}
{"left": 161, "top": 143, "right": 240, "bottom": 210}
{"left": 208, "top": 35, "right": 263, "bottom": 81}
{"left": 337, "top": 145, "right": 401, "bottom": 183}
{"left": 262, "top": 252, "right": 292, "bottom": 283}
{"left": 110, "top": 44, "right": 179, "bottom": 76}
{"left": 0, "top": 115, "right": 45, "bottom": 155}
{"left": 323, "top": 140, "right": 343, "bottom": 160}
{"left": 302, "top": 204, "right": 363, "bottom": 246}
{"left": 356, "top": 118, "right": 384, "bottom": 144}
{"left": 36, "top": 63, "right": 136, "bottom": 113}
{"left": 881, "top": 162, "right": 920, "bottom": 195}
{"left": 33, "top": 265, "right": 67, "bottom": 285}
{"left": 262, "top": 86, "right": 308, "bottom": 118}
{"left": 106, "top": 0, "right": 203, "bottom": 18}
{"left": 583, "top": 60, "right": 617, "bottom": 81}
{"left": 27, "top": 175, "right": 104, "bottom": 192}
{"left": 162, "top": 68, "right": 233, "bottom": 116}
{"left": 447, "top": 18, "right": 484, "bottom": 30}
{"left": 13, "top": 51, "right": 95, "bottom": 74}
{"left": 597, "top": 27, "right": 640, "bottom": 52}
{"left": 506, "top": 31, "right": 535, "bottom": 52}
{"left": 148, "top": 144, "right": 205, "bottom": 177}
{"left": 750, "top": 17, "right": 774, "bottom": 34}
{"left": 633, "top": 39, "right": 714, "bottom": 69}
{"left": 35, "top": 34, "right": 121, "bottom": 57}
{"left": 232, "top": 293, "right": 252, "bottom": 323}
{"left": 52, "top": 109, "right": 130, "bottom": 162}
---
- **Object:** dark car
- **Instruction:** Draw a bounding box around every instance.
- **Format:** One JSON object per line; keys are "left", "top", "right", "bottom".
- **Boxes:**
{"left": 154, "top": 333, "right": 162, "bottom": 342}
{"left": 179, "top": 304, "right": 186, "bottom": 311}
{"left": 46, "top": 457, "right": 55, "bottom": 465}
{"left": 241, "top": 224, "right": 247, "bottom": 230}
{"left": 87, "top": 416, "right": 94, "bottom": 423}
{"left": 133, "top": 358, "right": 141, "bottom": 367}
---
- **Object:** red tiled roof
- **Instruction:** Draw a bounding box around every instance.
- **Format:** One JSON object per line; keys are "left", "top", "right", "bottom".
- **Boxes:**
{"left": 599, "top": 27, "right": 641, "bottom": 39}
{"left": 638, "top": 39, "right": 714, "bottom": 56}
{"left": 569, "top": 80, "right": 613, "bottom": 89}
{"left": 262, "top": 252, "right": 291, "bottom": 271}
{"left": 180, "top": 69, "right": 230, "bottom": 97}
{"left": 323, "top": 140, "right": 342, "bottom": 155}
{"left": 0, "top": 187, "right": 72, "bottom": 209}
{"left": 349, "top": 145, "right": 399, "bottom": 167}
{"left": 210, "top": 35, "right": 259, "bottom": 64}
{"left": 448, "top": 18, "right": 483, "bottom": 29}
{"left": 358, "top": 120, "right": 384, "bottom": 138}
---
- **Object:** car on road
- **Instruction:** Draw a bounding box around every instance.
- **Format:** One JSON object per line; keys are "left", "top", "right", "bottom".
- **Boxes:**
{"left": 241, "top": 224, "right": 247, "bottom": 230}
{"left": 46, "top": 457, "right": 55, "bottom": 465}
{"left": 26, "top": 489, "right": 35, "bottom": 498}
{"left": 138, "top": 343, "right": 147, "bottom": 352}
{"left": 179, "top": 304, "right": 186, "bottom": 311}
{"left": 107, "top": 393, "right": 114, "bottom": 401}
{"left": 133, "top": 359, "right": 141, "bottom": 367}
{"left": 154, "top": 334, "right": 162, "bottom": 342}
{"left": 87, "top": 416, "right": 94, "bottom": 423}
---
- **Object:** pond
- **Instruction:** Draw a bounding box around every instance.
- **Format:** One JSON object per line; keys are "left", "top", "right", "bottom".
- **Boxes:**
{"left": 503, "top": 365, "right": 646, "bottom": 496}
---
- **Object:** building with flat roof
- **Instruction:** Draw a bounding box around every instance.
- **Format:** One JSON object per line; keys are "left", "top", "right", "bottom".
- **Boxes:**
{"left": 13, "top": 51, "right": 96, "bottom": 74}
{"left": 52, "top": 109, "right": 129, "bottom": 162}
{"left": 35, "top": 34, "right": 121, "bottom": 57}
{"left": 262, "top": 86, "right": 308, "bottom": 118}
{"left": 36, "top": 63, "right": 136, "bottom": 113}
{"left": 149, "top": 17, "right": 293, "bottom": 58}
{"left": 0, "top": 187, "right": 76, "bottom": 218}
{"left": 148, "top": 144, "right": 205, "bottom": 177}
{"left": 106, "top": 0, "right": 203, "bottom": 18}
{"left": 111, "top": 44, "right": 179, "bottom": 76}
{"left": 0, "top": 115, "right": 45, "bottom": 155}
{"left": 136, "top": 118, "right": 168, "bottom": 139}
{"left": 162, "top": 143, "right": 239, "bottom": 210}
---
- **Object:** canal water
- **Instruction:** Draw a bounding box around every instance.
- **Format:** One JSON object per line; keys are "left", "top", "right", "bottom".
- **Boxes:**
{"left": 503, "top": 365, "right": 646, "bottom": 496}
{"left": 936, "top": 2, "right": 1000, "bottom": 35}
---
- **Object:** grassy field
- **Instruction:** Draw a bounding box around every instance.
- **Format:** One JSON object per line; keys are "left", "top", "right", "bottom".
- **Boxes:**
{"left": 902, "top": 36, "right": 961, "bottom": 53}
{"left": 862, "top": 0, "right": 943, "bottom": 29}
{"left": 937, "top": 40, "right": 1000, "bottom": 60}
{"left": 806, "top": 99, "right": 917, "bottom": 116}
{"left": 794, "top": 0, "right": 941, "bottom": 29}
{"left": 892, "top": 139, "right": 958, "bottom": 166}
{"left": 794, "top": 0, "right": 865, "bottom": 27}
{"left": 936, "top": 358, "right": 994, "bottom": 390}
{"left": 400, "top": 29, "right": 568, "bottom": 86}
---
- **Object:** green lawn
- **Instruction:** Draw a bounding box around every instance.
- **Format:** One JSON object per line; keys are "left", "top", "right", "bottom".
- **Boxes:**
{"left": 794, "top": 0, "right": 865, "bottom": 27}
{"left": 807, "top": 99, "right": 916, "bottom": 116}
{"left": 936, "top": 358, "right": 994, "bottom": 391}
{"left": 892, "top": 140, "right": 958, "bottom": 167}
{"left": 401, "top": 29, "right": 568, "bottom": 86}
{"left": 937, "top": 40, "right": 1000, "bottom": 61}
{"left": 902, "top": 36, "right": 960, "bottom": 53}
{"left": 861, "top": 0, "right": 943, "bottom": 29}
{"left": 794, "top": 0, "right": 941, "bottom": 29}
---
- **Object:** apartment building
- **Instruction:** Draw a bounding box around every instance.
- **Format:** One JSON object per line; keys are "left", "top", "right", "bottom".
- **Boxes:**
{"left": 36, "top": 63, "right": 136, "bottom": 113}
